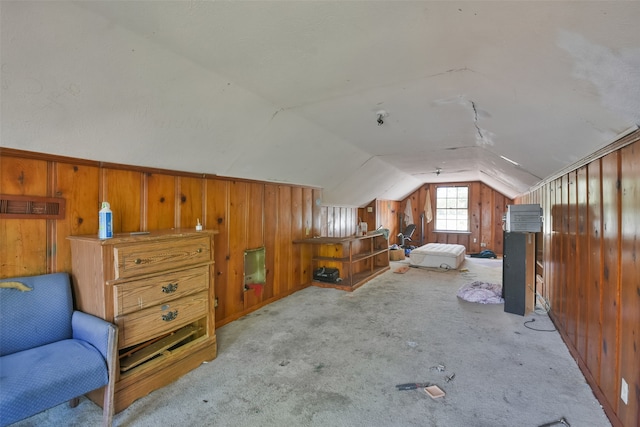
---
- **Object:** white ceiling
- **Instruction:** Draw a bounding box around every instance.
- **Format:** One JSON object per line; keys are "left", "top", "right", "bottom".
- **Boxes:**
{"left": 2, "top": 1, "right": 639, "bottom": 206}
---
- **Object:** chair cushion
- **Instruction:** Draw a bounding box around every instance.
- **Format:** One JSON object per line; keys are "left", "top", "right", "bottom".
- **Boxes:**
{"left": 0, "top": 339, "right": 108, "bottom": 426}
{"left": 0, "top": 273, "right": 73, "bottom": 356}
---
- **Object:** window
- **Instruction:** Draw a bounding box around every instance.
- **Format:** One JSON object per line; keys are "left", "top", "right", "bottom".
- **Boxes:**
{"left": 435, "top": 186, "right": 469, "bottom": 232}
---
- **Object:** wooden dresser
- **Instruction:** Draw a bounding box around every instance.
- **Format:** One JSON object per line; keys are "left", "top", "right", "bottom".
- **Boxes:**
{"left": 67, "top": 229, "right": 218, "bottom": 413}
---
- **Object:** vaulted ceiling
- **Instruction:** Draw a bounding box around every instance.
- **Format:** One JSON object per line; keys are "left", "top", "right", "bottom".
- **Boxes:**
{"left": 2, "top": 1, "right": 639, "bottom": 206}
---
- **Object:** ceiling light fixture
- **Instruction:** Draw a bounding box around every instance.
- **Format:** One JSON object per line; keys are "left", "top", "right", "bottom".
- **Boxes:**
{"left": 500, "top": 155, "right": 520, "bottom": 166}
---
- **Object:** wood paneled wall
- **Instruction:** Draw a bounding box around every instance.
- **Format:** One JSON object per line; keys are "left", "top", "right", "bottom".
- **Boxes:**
{"left": 358, "top": 199, "right": 401, "bottom": 245}
{"left": 0, "top": 149, "right": 358, "bottom": 327}
{"left": 518, "top": 131, "right": 640, "bottom": 427}
{"left": 399, "top": 182, "right": 512, "bottom": 254}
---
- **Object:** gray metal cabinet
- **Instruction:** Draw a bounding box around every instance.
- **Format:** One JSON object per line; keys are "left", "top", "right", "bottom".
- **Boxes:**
{"left": 503, "top": 232, "right": 535, "bottom": 316}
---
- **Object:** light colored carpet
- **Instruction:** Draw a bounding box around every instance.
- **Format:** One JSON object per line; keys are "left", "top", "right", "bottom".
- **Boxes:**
{"left": 11, "top": 257, "right": 611, "bottom": 427}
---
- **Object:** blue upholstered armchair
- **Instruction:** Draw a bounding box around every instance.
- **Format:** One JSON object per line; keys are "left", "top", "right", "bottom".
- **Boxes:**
{"left": 0, "top": 273, "right": 118, "bottom": 427}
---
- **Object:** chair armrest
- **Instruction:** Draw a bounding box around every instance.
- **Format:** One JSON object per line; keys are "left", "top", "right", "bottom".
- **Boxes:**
{"left": 72, "top": 311, "right": 118, "bottom": 427}
{"left": 72, "top": 311, "right": 117, "bottom": 361}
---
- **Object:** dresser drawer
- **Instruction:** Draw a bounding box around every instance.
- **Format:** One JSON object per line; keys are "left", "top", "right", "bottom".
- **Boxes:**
{"left": 113, "top": 266, "right": 209, "bottom": 316}
{"left": 113, "top": 236, "right": 211, "bottom": 279}
{"left": 116, "top": 291, "right": 209, "bottom": 348}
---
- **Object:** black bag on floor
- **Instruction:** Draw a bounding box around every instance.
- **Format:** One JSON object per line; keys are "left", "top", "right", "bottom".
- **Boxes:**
{"left": 313, "top": 267, "right": 340, "bottom": 283}
{"left": 469, "top": 250, "right": 497, "bottom": 259}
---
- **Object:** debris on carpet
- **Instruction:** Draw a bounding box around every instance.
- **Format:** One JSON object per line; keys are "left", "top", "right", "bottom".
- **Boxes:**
{"left": 424, "top": 385, "right": 446, "bottom": 399}
{"left": 457, "top": 281, "right": 504, "bottom": 304}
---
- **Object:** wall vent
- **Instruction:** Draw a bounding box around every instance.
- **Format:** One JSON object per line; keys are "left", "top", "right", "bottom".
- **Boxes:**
{"left": 0, "top": 194, "right": 66, "bottom": 220}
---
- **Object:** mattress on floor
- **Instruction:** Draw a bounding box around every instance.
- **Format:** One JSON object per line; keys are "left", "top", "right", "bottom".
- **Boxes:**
{"left": 409, "top": 243, "right": 466, "bottom": 269}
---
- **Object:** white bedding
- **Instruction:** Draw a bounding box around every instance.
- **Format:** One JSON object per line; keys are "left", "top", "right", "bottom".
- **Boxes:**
{"left": 409, "top": 243, "right": 466, "bottom": 269}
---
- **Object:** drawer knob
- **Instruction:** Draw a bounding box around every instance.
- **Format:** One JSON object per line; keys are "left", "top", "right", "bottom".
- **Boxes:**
{"left": 162, "top": 310, "right": 178, "bottom": 322}
{"left": 162, "top": 283, "right": 179, "bottom": 293}
{"left": 197, "top": 248, "right": 203, "bottom": 253}
{"left": 134, "top": 258, "right": 142, "bottom": 264}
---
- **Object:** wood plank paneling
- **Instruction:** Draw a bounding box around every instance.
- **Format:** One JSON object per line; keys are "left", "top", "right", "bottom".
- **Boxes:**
{"left": 243, "top": 182, "right": 266, "bottom": 310}
{"left": 52, "top": 163, "right": 100, "bottom": 273}
{"left": 542, "top": 185, "right": 555, "bottom": 300}
{"left": 600, "top": 151, "right": 621, "bottom": 412}
{"left": 345, "top": 207, "right": 356, "bottom": 237}
{"left": 480, "top": 184, "right": 493, "bottom": 255}
{"left": 178, "top": 176, "right": 204, "bottom": 229}
{"left": 205, "top": 178, "right": 229, "bottom": 322}
{"left": 566, "top": 172, "right": 578, "bottom": 346}
{"left": 247, "top": 183, "right": 265, "bottom": 250}
{"left": 468, "top": 182, "right": 481, "bottom": 254}
{"left": 575, "top": 167, "right": 589, "bottom": 362}
{"left": 376, "top": 199, "right": 400, "bottom": 245}
{"left": 325, "top": 207, "right": 333, "bottom": 237}
{"left": 0, "top": 157, "right": 49, "bottom": 276}
{"left": 300, "top": 188, "right": 313, "bottom": 284}
{"left": 550, "top": 179, "right": 562, "bottom": 315}
{"left": 228, "top": 181, "right": 248, "bottom": 315}
{"left": 277, "top": 185, "right": 292, "bottom": 294}
{"left": 492, "top": 191, "right": 507, "bottom": 254}
{"left": 263, "top": 184, "right": 278, "bottom": 302}
{"left": 312, "top": 189, "right": 322, "bottom": 237}
{"left": 290, "top": 186, "right": 303, "bottom": 291}
{"left": 618, "top": 141, "right": 640, "bottom": 427}
{"left": 316, "top": 205, "right": 352, "bottom": 238}
{"left": 558, "top": 174, "right": 569, "bottom": 331}
{"left": 0, "top": 156, "right": 49, "bottom": 196}
{"left": 586, "top": 159, "right": 602, "bottom": 383}
{"left": 101, "top": 168, "right": 142, "bottom": 233}
{"left": 146, "top": 173, "right": 175, "bottom": 230}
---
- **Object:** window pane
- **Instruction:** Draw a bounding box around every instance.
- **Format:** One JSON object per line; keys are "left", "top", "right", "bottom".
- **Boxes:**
{"left": 434, "top": 186, "right": 470, "bottom": 232}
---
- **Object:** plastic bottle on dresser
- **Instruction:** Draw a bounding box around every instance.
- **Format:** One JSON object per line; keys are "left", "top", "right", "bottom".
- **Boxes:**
{"left": 98, "top": 202, "right": 113, "bottom": 239}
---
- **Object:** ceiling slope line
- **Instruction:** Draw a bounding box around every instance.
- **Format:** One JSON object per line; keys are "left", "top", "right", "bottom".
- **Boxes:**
{"left": 283, "top": 68, "right": 482, "bottom": 112}
{"left": 527, "top": 124, "right": 640, "bottom": 192}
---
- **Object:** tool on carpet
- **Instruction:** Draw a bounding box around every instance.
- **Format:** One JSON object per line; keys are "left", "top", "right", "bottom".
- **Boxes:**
{"left": 537, "top": 417, "right": 570, "bottom": 427}
{"left": 395, "top": 382, "right": 430, "bottom": 390}
{"left": 445, "top": 373, "right": 455, "bottom": 382}
{"left": 424, "top": 385, "right": 446, "bottom": 399}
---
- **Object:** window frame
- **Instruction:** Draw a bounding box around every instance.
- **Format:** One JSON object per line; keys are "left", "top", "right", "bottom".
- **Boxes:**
{"left": 434, "top": 185, "right": 470, "bottom": 233}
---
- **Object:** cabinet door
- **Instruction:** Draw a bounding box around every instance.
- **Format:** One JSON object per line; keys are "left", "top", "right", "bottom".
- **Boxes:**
{"left": 503, "top": 232, "right": 527, "bottom": 315}
{"left": 503, "top": 232, "right": 534, "bottom": 315}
